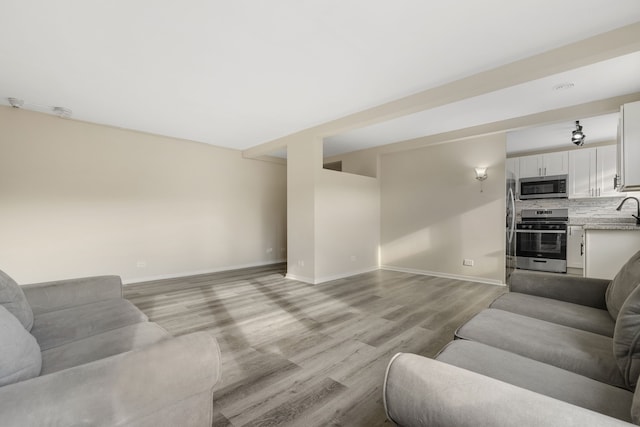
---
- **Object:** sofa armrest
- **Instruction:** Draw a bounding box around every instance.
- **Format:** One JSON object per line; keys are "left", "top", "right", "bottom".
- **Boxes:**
{"left": 22, "top": 275, "right": 123, "bottom": 314}
{"left": 383, "top": 353, "right": 632, "bottom": 427}
{"left": 0, "top": 332, "right": 221, "bottom": 427}
{"left": 509, "top": 269, "right": 610, "bottom": 309}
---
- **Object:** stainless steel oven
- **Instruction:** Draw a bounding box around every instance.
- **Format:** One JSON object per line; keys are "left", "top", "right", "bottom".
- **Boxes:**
{"left": 516, "top": 209, "right": 568, "bottom": 273}
{"left": 520, "top": 175, "right": 568, "bottom": 200}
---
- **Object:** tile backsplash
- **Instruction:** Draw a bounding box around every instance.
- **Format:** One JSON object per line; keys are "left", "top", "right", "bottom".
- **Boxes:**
{"left": 516, "top": 195, "right": 639, "bottom": 223}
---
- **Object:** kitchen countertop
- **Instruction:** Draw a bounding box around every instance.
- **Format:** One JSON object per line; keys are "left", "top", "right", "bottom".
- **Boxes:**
{"left": 568, "top": 217, "right": 640, "bottom": 230}
{"left": 570, "top": 217, "right": 636, "bottom": 225}
{"left": 582, "top": 223, "right": 640, "bottom": 231}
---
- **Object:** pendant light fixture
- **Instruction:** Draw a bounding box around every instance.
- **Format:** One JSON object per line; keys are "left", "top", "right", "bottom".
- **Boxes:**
{"left": 571, "top": 120, "right": 586, "bottom": 146}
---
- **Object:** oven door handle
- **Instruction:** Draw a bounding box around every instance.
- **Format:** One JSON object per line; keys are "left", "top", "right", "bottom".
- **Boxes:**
{"left": 515, "top": 230, "right": 566, "bottom": 234}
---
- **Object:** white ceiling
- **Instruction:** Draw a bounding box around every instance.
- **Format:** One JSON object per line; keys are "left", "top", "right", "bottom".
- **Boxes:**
{"left": 506, "top": 113, "right": 620, "bottom": 154}
{"left": 1, "top": 1, "right": 640, "bottom": 155}
{"left": 324, "top": 52, "right": 640, "bottom": 157}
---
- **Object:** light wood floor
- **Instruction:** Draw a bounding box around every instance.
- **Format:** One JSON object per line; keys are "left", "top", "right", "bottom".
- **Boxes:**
{"left": 124, "top": 264, "right": 506, "bottom": 427}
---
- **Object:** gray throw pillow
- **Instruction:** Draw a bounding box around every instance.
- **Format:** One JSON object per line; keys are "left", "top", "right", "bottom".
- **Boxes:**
{"left": 0, "top": 305, "right": 41, "bottom": 386}
{"left": 0, "top": 270, "right": 34, "bottom": 331}
{"left": 613, "top": 284, "right": 640, "bottom": 390}
{"left": 606, "top": 250, "right": 640, "bottom": 321}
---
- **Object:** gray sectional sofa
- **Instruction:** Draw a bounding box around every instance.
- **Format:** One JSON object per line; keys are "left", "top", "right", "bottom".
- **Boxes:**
{"left": 0, "top": 270, "right": 221, "bottom": 426}
{"left": 384, "top": 250, "right": 640, "bottom": 427}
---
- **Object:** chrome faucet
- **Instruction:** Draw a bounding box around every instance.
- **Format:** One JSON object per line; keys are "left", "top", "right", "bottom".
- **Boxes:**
{"left": 616, "top": 197, "right": 640, "bottom": 225}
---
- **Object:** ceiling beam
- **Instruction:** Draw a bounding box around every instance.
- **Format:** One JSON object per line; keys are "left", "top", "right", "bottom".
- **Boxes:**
{"left": 243, "top": 21, "right": 640, "bottom": 159}
{"left": 323, "top": 92, "right": 640, "bottom": 161}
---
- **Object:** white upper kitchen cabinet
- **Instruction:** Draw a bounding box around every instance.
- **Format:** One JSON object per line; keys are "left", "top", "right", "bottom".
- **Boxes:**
{"left": 568, "top": 145, "right": 619, "bottom": 199}
{"left": 596, "top": 145, "right": 619, "bottom": 197}
{"left": 519, "top": 152, "right": 568, "bottom": 178}
{"left": 617, "top": 100, "right": 640, "bottom": 191}
{"left": 568, "top": 148, "right": 595, "bottom": 198}
{"left": 518, "top": 155, "right": 540, "bottom": 179}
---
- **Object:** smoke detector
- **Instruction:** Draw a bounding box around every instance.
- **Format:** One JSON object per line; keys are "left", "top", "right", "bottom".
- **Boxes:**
{"left": 53, "top": 106, "right": 72, "bottom": 119}
{"left": 8, "top": 97, "right": 24, "bottom": 108}
{"left": 6, "top": 97, "right": 72, "bottom": 118}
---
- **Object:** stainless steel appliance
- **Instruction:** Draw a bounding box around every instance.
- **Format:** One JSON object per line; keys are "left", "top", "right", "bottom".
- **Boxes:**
{"left": 505, "top": 173, "right": 517, "bottom": 285}
{"left": 519, "top": 175, "right": 568, "bottom": 200}
{"left": 516, "top": 208, "right": 568, "bottom": 273}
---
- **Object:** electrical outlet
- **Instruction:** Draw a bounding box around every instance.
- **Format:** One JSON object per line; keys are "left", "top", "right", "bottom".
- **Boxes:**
{"left": 298, "top": 260, "right": 305, "bottom": 267}
{"left": 266, "top": 247, "right": 273, "bottom": 253}
{"left": 350, "top": 255, "right": 357, "bottom": 262}
{"left": 136, "top": 261, "right": 147, "bottom": 268}
{"left": 463, "top": 259, "right": 474, "bottom": 267}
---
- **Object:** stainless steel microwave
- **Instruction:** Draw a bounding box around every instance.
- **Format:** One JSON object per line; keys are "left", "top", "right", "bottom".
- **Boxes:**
{"left": 519, "top": 174, "right": 568, "bottom": 199}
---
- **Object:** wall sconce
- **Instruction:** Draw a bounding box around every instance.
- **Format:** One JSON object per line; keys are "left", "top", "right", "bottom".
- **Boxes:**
{"left": 475, "top": 167, "right": 487, "bottom": 192}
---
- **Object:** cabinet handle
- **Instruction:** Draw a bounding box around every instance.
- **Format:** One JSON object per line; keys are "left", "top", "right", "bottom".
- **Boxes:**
{"left": 538, "top": 167, "right": 541, "bottom": 176}
{"left": 580, "top": 243, "right": 584, "bottom": 256}
{"left": 544, "top": 167, "right": 547, "bottom": 176}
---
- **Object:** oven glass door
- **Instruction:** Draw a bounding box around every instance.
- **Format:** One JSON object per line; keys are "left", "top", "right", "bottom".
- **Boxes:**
{"left": 516, "top": 226, "right": 567, "bottom": 260}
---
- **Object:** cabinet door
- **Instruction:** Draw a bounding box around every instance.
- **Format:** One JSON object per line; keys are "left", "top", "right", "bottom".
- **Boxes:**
{"left": 596, "top": 145, "right": 619, "bottom": 197}
{"left": 566, "top": 226, "right": 584, "bottom": 269}
{"left": 542, "top": 151, "right": 568, "bottom": 176}
{"left": 568, "top": 148, "right": 595, "bottom": 198}
{"left": 585, "top": 229, "right": 640, "bottom": 279}
{"left": 619, "top": 101, "right": 640, "bottom": 191}
{"left": 519, "top": 155, "right": 541, "bottom": 178}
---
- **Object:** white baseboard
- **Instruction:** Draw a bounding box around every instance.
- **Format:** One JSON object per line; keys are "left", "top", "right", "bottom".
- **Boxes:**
{"left": 314, "top": 266, "right": 380, "bottom": 284}
{"left": 284, "top": 273, "right": 316, "bottom": 284}
{"left": 286, "top": 266, "right": 379, "bottom": 285}
{"left": 122, "top": 259, "right": 286, "bottom": 285}
{"left": 124, "top": 262, "right": 504, "bottom": 287}
{"left": 381, "top": 265, "right": 505, "bottom": 286}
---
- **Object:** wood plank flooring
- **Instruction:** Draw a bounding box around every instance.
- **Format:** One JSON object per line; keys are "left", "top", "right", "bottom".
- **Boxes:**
{"left": 124, "top": 264, "right": 506, "bottom": 427}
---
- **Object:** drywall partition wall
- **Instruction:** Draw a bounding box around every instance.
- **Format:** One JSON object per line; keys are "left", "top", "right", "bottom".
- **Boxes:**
{"left": 380, "top": 134, "right": 506, "bottom": 285}
{"left": 0, "top": 107, "right": 286, "bottom": 284}
{"left": 315, "top": 169, "right": 380, "bottom": 282}
{"left": 286, "top": 137, "right": 380, "bottom": 284}
{"left": 286, "top": 138, "right": 321, "bottom": 283}
{"left": 323, "top": 148, "right": 379, "bottom": 178}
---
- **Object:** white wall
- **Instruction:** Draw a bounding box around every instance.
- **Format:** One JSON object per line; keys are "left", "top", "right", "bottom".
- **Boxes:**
{"left": 315, "top": 169, "right": 379, "bottom": 282}
{"left": 287, "top": 138, "right": 380, "bottom": 284}
{"left": 380, "top": 134, "right": 506, "bottom": 285}
{"left": 286, "top": 138, "right": 321, "bottom": 282}
{"left": 0, "top": 107, "right": 286, "bottom": 284}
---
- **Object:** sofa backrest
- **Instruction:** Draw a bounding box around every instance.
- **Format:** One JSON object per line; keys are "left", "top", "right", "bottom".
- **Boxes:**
{"left": 613, "top": 283, "right": 640, "bottom": 390}
{"left": 606, "top": 250, "right": 640, "bottom": 321}
{"left": 0, "top": 270, "right": 34, "bottom": 331}
{"left": 0, "top": 305, "right": 41, "bottom": 386}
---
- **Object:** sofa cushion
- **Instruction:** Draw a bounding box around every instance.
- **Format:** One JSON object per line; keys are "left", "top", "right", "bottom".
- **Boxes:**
{"left": 436, "top": 340, "right": 633, "bottom": 422}
{"left": 0, "top": 270, "right": 34, "bottom": 331}
{"left": 606, "top": 249, "right": 640, "bottom": 320}
{"left": 490, "top": 293, "right": 615, "bottom": 336}
{"left": 0, "top": 305, "right": 41, "bottom": 386}
{"left": 633, "top": 382, "right": 640, "bottom": 424}
{"left": 31, "top": 298, "right": 148, "bottom": 351}
{"left": 613, "top": 284, "right": 640, "bottom": 390}
{"left": 455, "top": 308, "right": 625, "bottom": 388}
{"left": 41, "top": 322, "right": 169, "bottom": 374}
